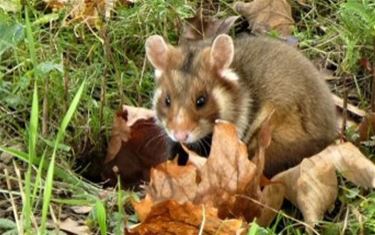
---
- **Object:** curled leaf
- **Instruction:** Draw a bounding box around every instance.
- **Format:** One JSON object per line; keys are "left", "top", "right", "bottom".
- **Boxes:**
{"left": 235, "top": 0, "right": 294, "bottom": 36}
{"left": 102, "top": 106, "right": 169, "bottom": 189}
{"left": 180, "top": 8, "right": 239, "bottom": 43}
{"left": 128, "top": 200, "right": 244, "bottom": 235}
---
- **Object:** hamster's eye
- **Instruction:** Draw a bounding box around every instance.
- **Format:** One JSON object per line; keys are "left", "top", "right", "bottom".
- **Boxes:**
{"left": 165, "top": 95, "right": 171, "bottom": 107}
{"left": 196, "top": 95, "right": 206, "bottom": 108}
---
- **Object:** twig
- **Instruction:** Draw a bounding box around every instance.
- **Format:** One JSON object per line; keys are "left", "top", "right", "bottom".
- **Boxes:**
{"left": 371, "top": 64, "right": 375, "bottom": 112}
{"left": 42, "top": 78, "right": 49, "bottom": 136}
{"left": 198, "top": 205, "right": 206, "bottom": 235}
{"left": 4, "top": 169, "right": 22, "bottom": 234}
{"left": 332, "top": 94, "right": 366, "bottom": 118}
{"left": 341, "top": 85, "right": 348, "bottom": 141}
{"left": 340, "top": 207, "right": 349, "bottom": 235}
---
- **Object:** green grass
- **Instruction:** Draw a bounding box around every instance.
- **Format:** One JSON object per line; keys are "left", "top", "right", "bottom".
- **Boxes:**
{"left": 0, "top": 0, "right": 375, "bottom": 234}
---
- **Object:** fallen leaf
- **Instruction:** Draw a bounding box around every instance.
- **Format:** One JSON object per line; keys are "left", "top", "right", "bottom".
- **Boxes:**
{"left": 148, "top": 162, "right": 198, "bottom": 203}
{"left": 128, "top": 200, "right": 245, "bottom": 235}
{"left": 43, "top": 0, "right": 131, "bottom": 28}
{"left": 257, "top": 182, "right": 285, "bottom": 227}
{"left": 235, "top": 0, "right": 294, "bottom": 36}
{"left": 105, "top": 110, "right": 131, "bottom": 163}
{"left": 59, "top": 218, "right": 90, "bottom": 235}
{"left": 136, "top": 119, "right": 272, "bottom": 223}
{"left": 70, "top": 205, "right": 92, "bottom": 214}
{"left": 194, "top": 120, "right": 258, "bottom": 220}
{"left": 180, "top": 8, "right": 239, "bottom": 43}
{"left": 259, "top": 142, "right": 375, "bottom": 229}
{"left": 102, "top": 106, "right": 170, "bottom": 189}
{"left": 358, "top": 112, "right": 375, "bottom": 142}
{"left": 326, "top": 143, "right": 375, "bottom": 188}
{"left": 132, "top": 195, "right": 154, "bottom": 222}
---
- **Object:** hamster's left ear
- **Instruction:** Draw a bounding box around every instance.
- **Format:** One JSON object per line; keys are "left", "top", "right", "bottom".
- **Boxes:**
{"left": 145, "top": 35, "right": 170, "bottom": 72}
{"left": 210, "top": 34, "right": 234, "bottom": 70}
{"left": 210, "top": 34, "right": 239, "bottom": 82}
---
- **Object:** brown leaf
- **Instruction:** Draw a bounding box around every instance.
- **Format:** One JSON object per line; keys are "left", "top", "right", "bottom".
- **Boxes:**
{"left": 358, "top": 112, "right": 375, "bottom": 142}
{"left": 194, "top": 120, "right": 259, "bottom": 220}
{"left": 105, "top": 110, "right": 131, "bottom": 163}
{"left": 102, "top": 106, "right": 169, "bottom": 189}
{"left": 132, "top": 195, "right": 154, "bottom": 222}
{"left": 44, "top": 0, "right": 131, "bottom": 28}
{"left": 235, "top": 0, "right": 294, "bottom": 36}
{"left": 147, "top": 162, "right": 198, "bottom": 203}
{"left": 257, "top": 182, "right": 285, "bottom": 227}
{"left": 325, "top": 143, "right": 375, "bottom": 188}
{"left": 263, "top": 154, "right": 338, "bottom": 229}
{"left": 128, "top": 200, "right": 245, "bottom": 235}
{"left": 59, "top": 218, "right": 90, "bottom": 235}
{"left": 70, "top": 205, "right": 92, "bottom": 214}
{"left": 180, "top": 8, "right": 239, "bottom": 43}
{"left": 139, "top": 119, "right": 271, "bottom": 223}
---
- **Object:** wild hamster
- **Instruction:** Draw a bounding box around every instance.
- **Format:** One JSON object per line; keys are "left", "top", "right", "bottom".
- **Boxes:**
{"left": 145, "top": 34, "right": 337, "bottom": 177}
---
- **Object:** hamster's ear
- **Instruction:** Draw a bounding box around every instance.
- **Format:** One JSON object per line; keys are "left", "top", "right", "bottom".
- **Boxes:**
{"left": 210, "top": 34, "right": 234, "bottom": 70}
{"left": 145, "top": 35, "right": 170, "bottom": 72}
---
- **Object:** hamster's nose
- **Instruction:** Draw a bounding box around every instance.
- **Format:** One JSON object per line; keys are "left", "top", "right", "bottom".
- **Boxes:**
{"left": 174, "top": 131, "right": 189, "bottom": 142}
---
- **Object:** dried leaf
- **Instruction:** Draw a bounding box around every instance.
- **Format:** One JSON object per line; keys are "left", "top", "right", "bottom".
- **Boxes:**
{"left": 132, "top": 195, "right": 154, "bottom": 222}
{"left": 105, "top": 110, "right": 131, "bottom": 163}
{"left": 180, "top": 8, "right": 239, "bottom": 43}
{"left": 148, "top": 162, "right": 198, "bottom": 203}
{"left": 44, "top": 0, "right": 130, "bottom": 27}
{"left": 102, "top": 106, "right": 169, "bottom": 189}
{"left": 139, "top": 119, "right": 271, "bottom": 223}
{"left": 257, "top": 182, "right": 285, "bottom": 227}
{"left": 235, "top": 0, "right": 294, "bottom": 36}
{"left": 70, "top": 205, "right": 92, "bottom": 214}
{"left": 262, "top": 154, "right": 338, "bottom": 229}
{"left": 325, "top": 143, "right": 375, "bottom": 188}
{"left": 358, "top": 112, "right": 375, "bottom": 142}
{"left": 128, "top": 200, "right": 244, "bottom": 235}
{"left": 59, "top": 218, "right": 90, "bottom": 235}
{"left": 260, "top": 142, "right": 375, "bottom": 229}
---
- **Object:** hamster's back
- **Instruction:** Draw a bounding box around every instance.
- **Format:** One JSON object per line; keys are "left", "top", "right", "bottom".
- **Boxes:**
{"left": 233, "top": 36, "right": 337, "bottom": 176}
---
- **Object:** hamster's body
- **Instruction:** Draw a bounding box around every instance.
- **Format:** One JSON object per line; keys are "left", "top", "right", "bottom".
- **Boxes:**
{"left": 145, "top": 34, "right": 336, "bottom": 177}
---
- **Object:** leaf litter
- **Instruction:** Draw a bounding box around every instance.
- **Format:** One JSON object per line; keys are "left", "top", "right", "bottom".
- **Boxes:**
{"left": 103, "top": 105, "right": 375, "bottom": 233}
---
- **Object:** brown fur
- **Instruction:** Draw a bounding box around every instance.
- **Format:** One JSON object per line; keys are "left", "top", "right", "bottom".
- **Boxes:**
{"left": 146, "top": 34, "right": 337, "bottom": 177}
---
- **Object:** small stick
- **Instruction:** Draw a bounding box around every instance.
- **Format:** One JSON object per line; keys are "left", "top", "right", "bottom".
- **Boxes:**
{"left": 341, "top": 85, "right": 348, "bottom": 142}
{"left": 371, "top": 64, "right": 375, "bottom": 112}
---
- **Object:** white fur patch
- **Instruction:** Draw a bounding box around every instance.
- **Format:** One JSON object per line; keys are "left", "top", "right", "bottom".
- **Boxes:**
{"left": 220, "top": 69, "right": 239, "bottom": 81}
{"left": 152, "top": 88, "right": 162, "bottom": 109}
{"left": 175, "top": 109, "right": 187, "bottom": 126}
{"left": 212, "top": 87, "right": 235, "bottom": 120}
{"left": 154, "top": 69, "right": 163, "bottom": 79}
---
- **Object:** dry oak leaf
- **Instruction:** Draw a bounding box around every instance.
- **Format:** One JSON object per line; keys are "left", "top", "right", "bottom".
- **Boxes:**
{"left": 258, "top": 142, "right": 375, "bottom": 229}
{"left": 44, "top": 0, "right": 129, "bottom": 27}
{"left": 180, "top": 8, "right": 239, "bottom": 43}
{"left": 324, "top": 142, "right": 375, "bottom": 188}
{"left": 59, "top": 217, "right": 90, "bottom": 235}
{"left": 102, "top": 106, "right": 169, "bottom": 189}
{"left": 235, "top": 0, "right": 294, "bottom": 36}
{"left": 358, "top": 112, "right": 375, "bottom": 142}
{"left": 128, "top": 200, "right": 245, "bottom": 235}
{"left": 134, "top": 119, "right": 272, "bottom": 224}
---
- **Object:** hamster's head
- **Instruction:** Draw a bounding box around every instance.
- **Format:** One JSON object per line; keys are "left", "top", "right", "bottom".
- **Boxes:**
{"left": 145, "top": 34, "right": 241, "bottom": 144}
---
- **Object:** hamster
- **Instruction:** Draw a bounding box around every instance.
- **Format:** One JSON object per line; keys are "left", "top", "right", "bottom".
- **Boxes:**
{"left": 145, "top": 34, "right": 337, "bottom": 177}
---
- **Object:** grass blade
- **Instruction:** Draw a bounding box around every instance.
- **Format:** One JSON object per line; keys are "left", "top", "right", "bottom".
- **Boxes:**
{"left": 39, "top": 80, "right": 86, "bottom": 233}
{"left": 95, "top": 200, "right": 107, "bottom": 235}
{"left": 22, "top": 82, "right": 38, "bottom": 231}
